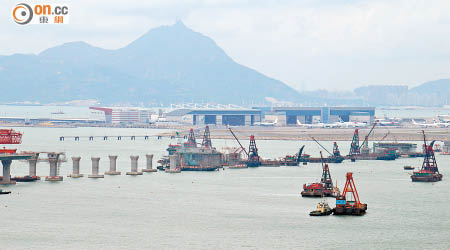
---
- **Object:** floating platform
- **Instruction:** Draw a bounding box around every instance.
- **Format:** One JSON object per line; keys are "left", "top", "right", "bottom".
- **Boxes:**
{"left": 411, "top": 173, "right": 442, "bottom": 182}
{"left": 228, "top": 164, "right": 247, "bottom": 169}
{"left": 45, "top": 176, "right": 63, "bottom": 181}
{"left": 126, "top": 172, "right": 143, "bottom": 176}
{"left": 12, "top": 176, "right": 40, "bottom": 182}
{"left": 333, "top": 204, "right": 367, "bottom": 216}
{"left": 165, "top": 169, "right": 181, "bottom": 173}
{"left": 142, "top": 169, "right": 157, "bottom": 173}
{"left": 67, "top": 174, "right": 84, "bottom": 178}
{"left": 104, "top": 171, "right": 121, "bottom": 175}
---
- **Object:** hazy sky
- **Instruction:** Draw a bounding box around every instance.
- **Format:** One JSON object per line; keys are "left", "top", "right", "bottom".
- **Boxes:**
{"left": 1, "top": 0, "right": 450, "bottom": 91}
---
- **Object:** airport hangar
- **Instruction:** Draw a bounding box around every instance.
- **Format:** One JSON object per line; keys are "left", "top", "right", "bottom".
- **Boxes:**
{"left": 166, "top": 109, "right": 262, "bottom": 126}
{"left": 271, "top": 107, "right": 375, "bottom": 125}
{"left": 166, "top": 107, "right": 375, "bottom": 126}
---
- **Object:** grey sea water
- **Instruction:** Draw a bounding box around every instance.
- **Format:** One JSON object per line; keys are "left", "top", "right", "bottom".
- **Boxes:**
{"left": 0, "top": 126, "right": 449, "bottom": 249}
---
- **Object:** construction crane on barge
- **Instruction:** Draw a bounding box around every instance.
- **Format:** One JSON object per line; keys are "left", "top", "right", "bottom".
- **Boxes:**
{"left": 228, "top": 127, "right": 261, "bottom": 167}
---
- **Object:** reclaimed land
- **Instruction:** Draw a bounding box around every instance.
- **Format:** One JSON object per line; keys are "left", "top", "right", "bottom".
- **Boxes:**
{"left": 158, "top": 127, "right": 450, "bottom": 141}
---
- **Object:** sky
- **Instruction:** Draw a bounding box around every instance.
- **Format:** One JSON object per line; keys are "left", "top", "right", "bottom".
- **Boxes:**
{"left": 1, "top": 0, "right": 450, "bottom": 91}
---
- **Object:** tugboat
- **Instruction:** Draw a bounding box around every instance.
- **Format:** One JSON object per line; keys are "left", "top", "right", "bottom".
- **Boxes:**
{"left": 0, "top": 189, "right": 11, "bottom": 195}
{"left": 301, "top": 152, "right": 340, "bottom": 197}
{"left": 411, "top": 131, "right": 443, "bottom": 182}
{"left": 333, "top": 172, "right": 367, "bottom": 216}
{"left": 309, "top": 197, "right": 333, "bottom": 216}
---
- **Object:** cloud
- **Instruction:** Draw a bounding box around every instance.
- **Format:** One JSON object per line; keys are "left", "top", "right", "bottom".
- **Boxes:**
{"left": 1, "top": 0, "right": 449, "bottom": 90}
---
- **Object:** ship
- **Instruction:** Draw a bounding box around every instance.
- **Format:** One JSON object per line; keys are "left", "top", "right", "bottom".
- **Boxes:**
{"left": 410, "top": 131, "right": 442, "bottom": 182}
{"left": 403, "top": 166, "right": 414, "bottom": 170}
{"left": 309, "top": 197, "right": 333, "bottom": 216}
{"left": 161, "top": 127, "right": 224, "bottom": 172}
{"left": 0, "top": 189, "right": 11, "bottom": 195}
{"left": 301, "top": 152, "right": 340, "bottom": 198}
{"left": 333, "top": 172, "right": 367, "bottom": 216}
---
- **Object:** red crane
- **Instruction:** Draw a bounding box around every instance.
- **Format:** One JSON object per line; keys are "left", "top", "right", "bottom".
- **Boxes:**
{"left": 247, "top": 135, "right": 261, "bottom": 167}
{"left": 0, "top": 129, "right": 22, "bottom": 144}
{"left": 334, "top": 172, "right": 367, "bottom": 215}
{"left": 411, "top": 130, "right": 442, "bottom": 182}
{"left": 348, "top": 129, "right": 360, "bottom": 157}
{"left": 185, "top": 128, "right": 197, "bottom": 147}
{"left": 332, "top": 142, "right": 341, "bottom": 158}
{"left": 0, "top": 129, "right": 23, "bottom": 154}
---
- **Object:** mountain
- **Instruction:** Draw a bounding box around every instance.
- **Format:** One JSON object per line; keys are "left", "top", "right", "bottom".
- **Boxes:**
{"left": 354, "top": 79, "right": 450, "bottom": 107}
{"left": 409, "top": 79, "right": 450, "bottom": 94}
{"left": 0, "top": 21, "right": 303, "bottom": 105}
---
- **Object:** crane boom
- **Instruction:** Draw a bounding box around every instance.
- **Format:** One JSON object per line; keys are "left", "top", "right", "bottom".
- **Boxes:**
{"left": 311, "top": 137, "right": 333, "bottom": 156}
{"left": 228, "top": 127, "right": 249, "bottom": 157}
{"left": 358, "top": 121, "right": 377, "bottom": 151}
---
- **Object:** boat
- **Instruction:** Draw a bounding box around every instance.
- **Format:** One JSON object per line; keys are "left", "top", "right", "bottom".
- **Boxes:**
{"left": 181, "top": 166, "right": 218, "bottom": 171}
{"left": 333, "top": 172, "right": 367, "bottom": 216}
{"left": 301, "top": 183, "right": 324, "bottom": 197}
{"left": 410, "top": 131, "right": 443, "bottom": 182}
{"left": 12, "top": 176, "right": 40, "bottom": 182}
{"left": 309, "top": 198, "right": 333, "bottom": 216}
{"left": 404, "top": 166, "right": 414, "bottom": 170}
{"left": 301, "top": 152, "right": 340, "bottom": 198}
{"left": 0, "top": 189, "right": 11, "bottom": 195}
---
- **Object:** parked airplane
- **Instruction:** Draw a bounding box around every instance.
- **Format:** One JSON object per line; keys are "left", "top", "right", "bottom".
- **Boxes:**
{"left": 412, "top": 119, "right": 450, "bottom": 128}
{"left": 255, "top": 118, "right": 278, "bottom": 126}
{"left": 333, "top": 118, "right": 368, "bottom": 128}
{"left": 296, "top": 120, "right": 325, "bottom": 128}
{"left": 376, "top": 118, "right": 400, "bottom": 127}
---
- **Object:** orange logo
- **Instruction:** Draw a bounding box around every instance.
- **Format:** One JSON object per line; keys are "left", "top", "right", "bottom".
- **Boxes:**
{"left": 12, "top": 3, "right": 69, "bottom": 25}
{"left": 12, "top": 3, "right": 33, "bottom": 25}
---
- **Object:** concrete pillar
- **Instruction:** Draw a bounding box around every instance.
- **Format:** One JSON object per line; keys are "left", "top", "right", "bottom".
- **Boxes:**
{"left": 127, "top": 155, "right": 142, "bottom": 175}
{"left": 0, "top": 160, "right": 15, "bottom": 185}
{"left": 165, "top": 155, "right": 181, "bottom": 173}
{"left": 142, "top": 154, "right": 157, "bottom": 172}
{"left": 28, "top": 158, "right": 37, "bottom": 177}
{"left": 46, "top": 153, "right": 63, "bottom": 181}
{"left": 105, "top": 155, "right": 121, "bottom": 175}
{"left": 68, "top": 156, "right": 83, "bottom": 178}
{"left": 88, "top": 157, "right": 104, "bottom": 178}
{"left": 170, "top": 155, "right": 177, "bottom": 170}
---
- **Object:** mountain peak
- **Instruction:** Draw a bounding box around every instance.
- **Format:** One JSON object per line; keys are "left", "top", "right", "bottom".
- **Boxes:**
{"left": 174, "top": 20, "right": 186, "bottom": 28}
{"left": 0, "top": 23, "right": 301, "bottom": 104}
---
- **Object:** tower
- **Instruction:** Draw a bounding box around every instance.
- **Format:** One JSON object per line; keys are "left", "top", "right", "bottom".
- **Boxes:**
{"left": 349, "top": 129, "right": 360, "bottom": 156}
{"left": 247, "top": 135, "right": 260, "bottom": 167}
{"left": 201, "top": 126, "right": 212, "bottom": 149}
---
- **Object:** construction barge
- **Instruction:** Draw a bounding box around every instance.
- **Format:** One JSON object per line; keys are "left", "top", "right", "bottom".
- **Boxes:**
{"left": 159, "top": 127, "right": 223, "bottom": 172}
{"left": 333, "top": 172, "right": 367, "bottom": 216}
{"left": 347, "top": 123, "right": 399, "bottom": 161}
{"left": 410, "top": 131, "right": 443, "bottom": 182}
{"left": 301, "top": 152, "right": 340, "bottom": 198}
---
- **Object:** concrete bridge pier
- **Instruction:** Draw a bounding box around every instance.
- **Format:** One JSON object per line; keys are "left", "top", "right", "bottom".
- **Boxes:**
{"left": 88, "top": 157, "right": 104, "bottom": 178}
{"left": 28, "top": 153, "right": 39, "bottom": 177}
{"left": 46, "top": 153, "right": 63, "bottom": 181}
{"left": 0, "top": 160, "right": 15, "bottom": 184}
{"left": 166, "top": 155, "right": 181, "bottom": 173}
{"left": 126, "top": 156, "right": 142, "bottom": 175}
{"left": 68, "top": 156, "right": 83, "bottom": 178}
{"left": 105, "top": 155, "right": 121, "bottom": 175}
{"left": 142, "top": 154, "right": 157, "bottom": 172}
